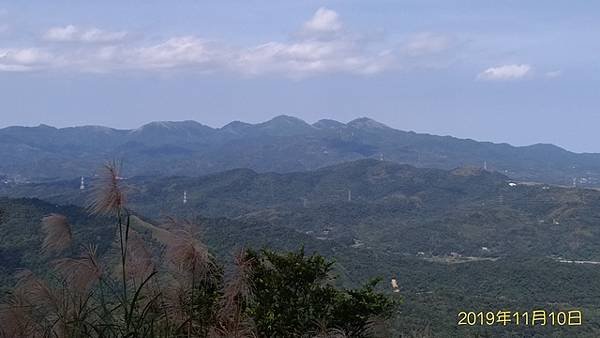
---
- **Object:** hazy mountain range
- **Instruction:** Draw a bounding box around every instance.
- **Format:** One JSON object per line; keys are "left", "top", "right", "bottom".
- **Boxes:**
{"left": 2, "top": 115, "right": 600, "bottom": 186}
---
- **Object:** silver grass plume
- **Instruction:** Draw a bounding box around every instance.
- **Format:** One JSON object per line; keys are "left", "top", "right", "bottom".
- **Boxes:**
{"left": 89, "top": 160, "right": 126, "bottom": 215}
{"left": 41, "top": 214, "right": 73, "bottom": 256}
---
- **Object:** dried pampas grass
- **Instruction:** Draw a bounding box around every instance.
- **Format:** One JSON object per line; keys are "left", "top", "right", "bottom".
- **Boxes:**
{"left": 216, "top": 249, "right": 255, "bottom": 336}
{"left": 41, "top": 214, "right": 72, "bottom": 256}
{"left": 53, "top": 244, "right": 103, "bottom": 292}
{"left": 89, "top": 160, "right": 126, "bottom": 215}
{"left": 126, "top": 231, "right": 155, "bottom": 283}
{"left": 167, "top": 227, "right": 216, "bottom": 282}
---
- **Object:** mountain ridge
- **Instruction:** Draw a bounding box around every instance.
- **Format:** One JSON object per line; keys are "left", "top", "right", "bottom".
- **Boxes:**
{"left": 3, "top": 158, "right": 599, "bottom": 260}
{"left": 0, "top": 116, "right": 576, "bottom": 153}
{"left": 1, "top": 115, "right": 599, "bottom": 186}
{"left": 0, "top": 116, "right": 569, "bottom": 148}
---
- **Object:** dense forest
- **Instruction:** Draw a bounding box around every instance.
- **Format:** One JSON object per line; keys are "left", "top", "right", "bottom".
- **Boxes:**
{"left": 3, "top": 161, "right": 600, "bottom": 336}
{"left": 7, "top": 160, "right": 600, "bottom": 260}
{"left": 0, "top": 163, "right": 398, "bottom": 337}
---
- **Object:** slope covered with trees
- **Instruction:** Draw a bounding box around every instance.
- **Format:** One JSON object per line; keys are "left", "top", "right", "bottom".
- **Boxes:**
{"left": 0, "top": 165, "right": 397, "bottom": 337}
{"left": 4, "top": 160, "right": 600, "bottom": 335}
{"left": 6, "top": 159, "right": 600, "bottom": 260}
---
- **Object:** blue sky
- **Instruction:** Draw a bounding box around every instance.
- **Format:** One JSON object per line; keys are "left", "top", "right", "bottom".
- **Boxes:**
{"left": 1, "top": 1, "right": 600, "bottom": 152}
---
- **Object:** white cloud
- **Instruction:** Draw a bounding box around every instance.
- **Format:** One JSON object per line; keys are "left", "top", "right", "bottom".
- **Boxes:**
{"left": 236, "top": 38, "right": 390, "bottom": 77}
{"left": 402, "top": 33, "right": 451, "bottom": 56}
{"left": 302, "top": 7, "right": 342, "bottom": 34}
{"left": 9, "top": 49, "right": 47, "bottom": 64}
{"left": 0, "top": 48, "right": 52, "bottom": 71}
{"left": 44, "top": 25, "right": 77, "bottom": 41}
{"left": 1, "top": 8, "right": 454, "bottom": 77}
{"left": 43, "top": 25, "right": 127, "bottom": 43}
{"left": 132, "top": 36, "right": 222, "bottom": 69}
{"left": 79, "top": 27, "right": 127, "bottom": 43}
{"left": 28, "top": 9, "right": 392, "bottom": 77}
{"left": 235, "top": 8, "right": 391, "bottom": 77}
{"left": 478, "top": 64, "right": 531, "bottom": 81}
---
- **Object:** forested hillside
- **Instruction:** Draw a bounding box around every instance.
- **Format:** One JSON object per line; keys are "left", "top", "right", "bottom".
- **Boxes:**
{"left": 4, "top": 160, "right": 600, "bottom": 336}
{"left": 6, "top": 160, "right": 600, "bottom": 260}
{"left": 3, "top": 195, "right": 600, "bottom": 336}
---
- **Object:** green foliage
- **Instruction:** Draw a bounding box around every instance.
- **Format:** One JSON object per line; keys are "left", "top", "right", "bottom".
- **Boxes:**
{"left": 247, "top": 248, "right": 397, "bottom": 337}
{"left": 330, "top": 278, "right": 397, "bottom": 336}
{"left": 0, "top": 199, "right": 395, "bottom": 337}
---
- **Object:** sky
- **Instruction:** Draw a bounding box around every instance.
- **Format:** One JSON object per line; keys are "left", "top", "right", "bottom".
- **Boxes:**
{"left": 1, "top": 1, "right": 600, "bottom": 152}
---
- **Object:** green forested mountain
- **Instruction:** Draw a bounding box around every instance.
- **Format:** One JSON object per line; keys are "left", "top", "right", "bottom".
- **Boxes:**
{"left": 3, "top": 193, "right": 600, "bottom": 336}
{"left": 5, "top": 159, "right": 600, "bottom": 260}
{"left": 0, "top": 197, "right": 403, "bottom": 337}
{"left": 0, "top": 198, "right": 114, "bottom": 291}
{"left": 5, "top": 160, "right": 600, "bottom": 336}
{"left": 2, "top": 116, "right": 600, "bottom": 186}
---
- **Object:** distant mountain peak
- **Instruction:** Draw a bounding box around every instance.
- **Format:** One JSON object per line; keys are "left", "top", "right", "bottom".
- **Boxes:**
{"left": 37, "top": 124, "right": 57, "bottom": 130}
{"left": 221, "top": 120, "right": 252, "bottom": 132}
{"left": 347, "top": 117, "right": 390, "bottom": 129}
{"left": 265, "top": 115, "right": 310, "bottom": 125}
{"left": 132, "top": 120, "right": 211, "bottom": 133}
{"left": 133, "top": 121, "right": 176, "bottom": 132}
{"left": 524, "top": 143, "right": 567, "bottom": 153}
{"left": 255, "top": 115, "right": 314, "bottom": 135}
